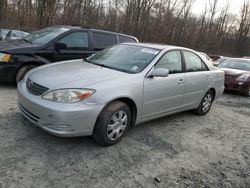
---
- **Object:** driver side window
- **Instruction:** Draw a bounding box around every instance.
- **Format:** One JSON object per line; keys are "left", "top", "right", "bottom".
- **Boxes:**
{"left": 155, "top": 51, "right": 183, "bottom": 74}
{"left": 58, "top": 32, "right": 89, "bottom": 50}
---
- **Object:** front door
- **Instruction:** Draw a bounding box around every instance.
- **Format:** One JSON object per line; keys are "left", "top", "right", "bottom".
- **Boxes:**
{"left": 54, "top": 31, "right": 92, "bottom": 62}
{"left": 142, "top": 50, "right": 185, "bottom": 120}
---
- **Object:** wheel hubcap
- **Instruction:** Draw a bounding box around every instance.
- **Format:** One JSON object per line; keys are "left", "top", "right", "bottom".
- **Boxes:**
{"left": 107, "top": 111, "right": 128, "bottom": 141}
{"left": 202, "top": 94, "right": 212, "bottom": 112}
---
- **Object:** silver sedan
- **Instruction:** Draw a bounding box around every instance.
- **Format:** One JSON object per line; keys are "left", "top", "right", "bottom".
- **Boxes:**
{"left": 17, "top": 43, "right": 225, "bottom": 146}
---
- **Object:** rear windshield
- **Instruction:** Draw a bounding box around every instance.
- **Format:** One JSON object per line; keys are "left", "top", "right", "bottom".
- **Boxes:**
{"left": 0, "top": 29, "right": 9, "bottom": 35}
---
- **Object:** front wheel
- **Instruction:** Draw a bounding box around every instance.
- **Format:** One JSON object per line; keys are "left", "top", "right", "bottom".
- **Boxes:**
{"left": 243, "top": 88, "right": 250, "bottom": 97}
{"left": 92, "top": 101, "right": 131, "bottom": 146}
{"left": 195, "top": 90, "right": 214, "bottom": 115}
{"left": 15, "top": 65, "right": 37, "bottom": 84}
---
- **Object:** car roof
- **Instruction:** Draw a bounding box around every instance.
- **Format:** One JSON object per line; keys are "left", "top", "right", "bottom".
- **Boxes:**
{"left": 121, "top": 42, "right": 193, "bottom": 51}
{"left": 225, "top": 57, "right": 250, "bottom": 62}
{"left": 11, "top": 30, "right": 29, "bottom": 33}
{"left": 51, "top": 25, "right": 138, "bottom": 40}
{"left": 1, "top": 29, "right": 28, "bottom": 33}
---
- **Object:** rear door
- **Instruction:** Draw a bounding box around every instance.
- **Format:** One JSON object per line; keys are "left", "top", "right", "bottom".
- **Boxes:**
{"left": 54, "top": 31, "right": 91, "bottom": 62}
{"left": 142, "top": 50, "right": 185, "bottom": 120}
{"left": 182, "top": 50, "right": 211, "bottom": 107}
{"left": 92, "top": 32, "right": 117, "bottom": 51}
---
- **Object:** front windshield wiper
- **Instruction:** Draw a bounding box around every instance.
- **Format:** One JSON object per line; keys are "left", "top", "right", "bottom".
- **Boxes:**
{"left": 83, "top": 59, "right": 133, "bottom": 73}
{"left": 95, "top": 63, "right": 111, "bottom": 69}
{"left": 83, "top": 58, "right": 108, "bottom": 67}
{"left": 92, "top": 62, "right": 113, "bottom": 70}
{"left": 84, "top": 60, "right": 121, "bottom": 71}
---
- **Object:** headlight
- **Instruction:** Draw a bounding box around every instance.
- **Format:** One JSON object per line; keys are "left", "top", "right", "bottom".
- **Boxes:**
{"left": 0, "top": 52, "right": 11, "bottom": 62}
{"left": 42, "top": 89, "right": 95, "bottom": 103}
{"left": 236, "top": 74, "right": 249, "bottom": 82}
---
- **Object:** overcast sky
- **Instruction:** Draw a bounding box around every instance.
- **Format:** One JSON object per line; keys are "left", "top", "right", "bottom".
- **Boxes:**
{"left": 192, "top": 0, "right": 245, "bottom": 15}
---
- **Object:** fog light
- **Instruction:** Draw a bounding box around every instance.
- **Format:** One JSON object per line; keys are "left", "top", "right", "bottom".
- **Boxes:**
{"left": 238, "top": 82, "right": 243, "bottom": 85}
{"left": 43, "top": 123, "right": 74, "bottom": 132}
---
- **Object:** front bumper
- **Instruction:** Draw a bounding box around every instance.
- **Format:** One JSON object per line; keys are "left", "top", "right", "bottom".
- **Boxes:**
{"left": 0, "top": 62, "right": 16, "bottom": 83}
{"left": 225, "top": 79, "right": 250, "bottom": 94}
{"left": 17, "top": 81, "right": 105, "bottom": 137}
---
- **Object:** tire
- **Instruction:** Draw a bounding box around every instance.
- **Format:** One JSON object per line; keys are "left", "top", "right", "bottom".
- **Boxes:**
{"left": 92, "top": 101, "right": 131, "bottom": 147}
{"left": 15, "top": 65, "right": 37, "bottom": 84}
{"left": 243, "top": 88, "right": 250, "bottom": 97}
{"left": 195, "top": 90, "right": 214, "bottom": 115}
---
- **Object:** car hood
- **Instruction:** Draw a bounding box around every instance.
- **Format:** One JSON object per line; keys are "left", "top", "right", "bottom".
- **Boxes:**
{"left": 219, "top": 68, "right": 249, "bottom": 76}
{"left": 0, "top": 39, "right": 38, "bottom": 53}
{"left": 28, "top": 60, "right": 128, "bottom": 89}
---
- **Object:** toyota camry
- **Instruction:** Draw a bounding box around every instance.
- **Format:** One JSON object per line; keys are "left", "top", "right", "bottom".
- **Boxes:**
{"left": 17, "top": 43, "right": 225, "bottom": 146}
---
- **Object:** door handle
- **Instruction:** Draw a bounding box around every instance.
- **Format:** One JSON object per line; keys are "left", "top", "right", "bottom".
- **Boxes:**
{"left": 206, "top": 75, "right": 211, "bottom": 80}
{"left": 177, "top": 79, "right": 185, "bottom": 84}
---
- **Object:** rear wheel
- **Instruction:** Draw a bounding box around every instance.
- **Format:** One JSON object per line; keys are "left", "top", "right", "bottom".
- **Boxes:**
{"left": 15, "top": 65, "right": 37, "bottom": 84}
{"left": 195, "top": 90, "right": 214, "bottom": 115}
{"left": 92, "top": 101, "right": 131, "bottom": 146}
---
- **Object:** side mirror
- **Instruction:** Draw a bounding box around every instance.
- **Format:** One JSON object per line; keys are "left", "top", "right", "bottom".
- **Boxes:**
{"left": 213, "top": 62, "right": 219, "bottom": 67}
{"left": 147, "top": 68, "right": 169, "bottom": 78}
{"left": 55, "top": 42, "right": 67, "bottom": 51}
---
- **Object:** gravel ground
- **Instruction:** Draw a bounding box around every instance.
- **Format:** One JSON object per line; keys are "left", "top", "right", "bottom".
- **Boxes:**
{"left": 0, "top": 84, "right": 249, "bottom": 188}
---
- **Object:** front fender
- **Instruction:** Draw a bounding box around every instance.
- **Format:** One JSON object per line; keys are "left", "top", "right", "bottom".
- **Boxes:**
{"left": 11, "top": 54, "right": 50, "bottom": 67}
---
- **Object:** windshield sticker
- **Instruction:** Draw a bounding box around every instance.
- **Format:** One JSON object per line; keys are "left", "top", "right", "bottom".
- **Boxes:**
{"left": 132, "top": 66, "right": 139, "bottom": 71}
{"left": 141, "top": 48, "right": 159, "bottom": 55}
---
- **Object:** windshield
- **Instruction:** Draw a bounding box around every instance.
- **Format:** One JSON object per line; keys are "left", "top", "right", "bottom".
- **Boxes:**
{"left": 216, "top": 57, "right": 227, "bottom": 63}
{"left": 24, "top": 27, "right": 70, "bottom": 45}
{"left": 217, "top": 59, "right": 250, "bottom": 71}
{"left": 0, "top": 29, "right": 9, "bottom": 36}
{"left": 86, "top": 44, "right": 160, "bottom": 73}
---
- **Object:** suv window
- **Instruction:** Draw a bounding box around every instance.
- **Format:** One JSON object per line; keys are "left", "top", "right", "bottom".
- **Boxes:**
{"left": 12, "top": 31, "right": 22, "bottom": 38}
{"left": 118, "top": 35, "right": 136, "bottom": 43}
{"left": 93, "top": 32, "right": 117, "bottom": 50}
{"left": 58, "top": 32, "right": 89, "bottom": 49}
{"left": 6, "top": 30, "right": 11, "bottom": 37}
{"left": 155, "top": 51, "right": 183, "bottom": 74}
{"left": 183, "top": 51, "right": 208, "bottom": 72}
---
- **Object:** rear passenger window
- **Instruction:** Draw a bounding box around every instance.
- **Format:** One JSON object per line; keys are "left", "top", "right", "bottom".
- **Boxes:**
{"left": 6, "top": 31, "right": 11, "bottom": 37}
{"left": 118, "top": 35, "right": 136, "bottom": 43}
{"left": 12, "top": 31, "right": 19, "bottom": 37}
{"left": 155, "top": 51, "right": 182, "bottom": 74}
{"left": 93, "top": 32, "right": 117, "bottom": 50}
{"left": 183, "top": 51, "right": 208, "bottom": 72}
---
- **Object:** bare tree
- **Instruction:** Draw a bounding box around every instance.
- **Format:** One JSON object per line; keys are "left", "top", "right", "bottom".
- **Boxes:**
{"left": 0, "top": 0, "right": 7, "bottom": 23}
{"left": 236, "top": 0, "right": 250, "bottom": 55}
{"left": 0, "top": 0, "right": 250, "bottom": 56}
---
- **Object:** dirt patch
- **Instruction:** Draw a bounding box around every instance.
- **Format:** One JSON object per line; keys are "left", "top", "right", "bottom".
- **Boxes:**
{"left": 0, "top": 85, "right": 249, "bottom": 188}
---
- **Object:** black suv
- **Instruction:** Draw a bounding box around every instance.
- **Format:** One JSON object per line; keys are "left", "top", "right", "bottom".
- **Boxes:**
{"left": 0, "top": 26, "right": 138, "bottom": 83}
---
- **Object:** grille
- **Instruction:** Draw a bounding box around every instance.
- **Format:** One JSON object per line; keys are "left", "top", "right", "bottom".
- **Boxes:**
{"left": 26, "top": 78, "right": 49, "bottom": 96}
